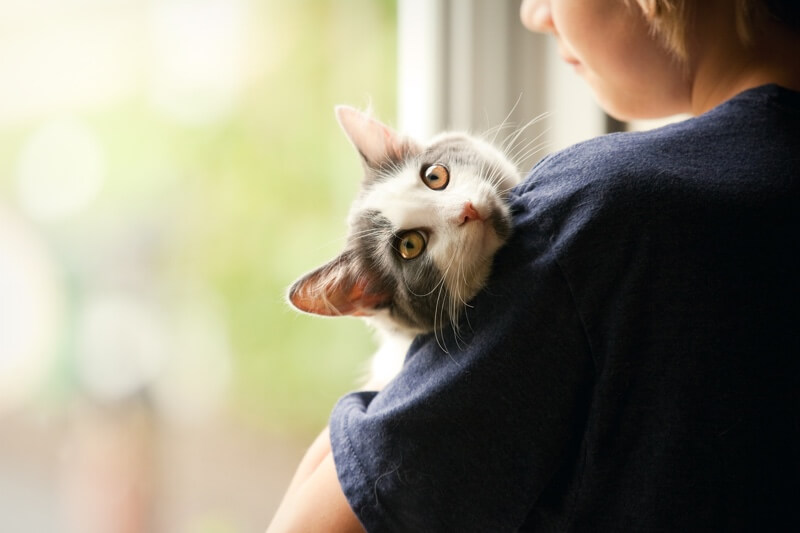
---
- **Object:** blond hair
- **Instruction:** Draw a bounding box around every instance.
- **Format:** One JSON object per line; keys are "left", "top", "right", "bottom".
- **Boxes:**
{"left": 633, "top": 0, "right": 766, "bottom": 60}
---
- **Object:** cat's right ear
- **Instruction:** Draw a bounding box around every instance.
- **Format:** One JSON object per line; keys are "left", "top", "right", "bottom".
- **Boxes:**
{"left": 335, "top": 106, "right": 420, "bottom": 168}
{"left": 288, "top": 251, "right": 392, "bottom": 317}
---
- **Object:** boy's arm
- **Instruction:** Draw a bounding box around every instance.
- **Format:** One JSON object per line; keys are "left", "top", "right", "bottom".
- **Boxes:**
{"left": 267, "top": 427, "right": 365, "bottom": 533}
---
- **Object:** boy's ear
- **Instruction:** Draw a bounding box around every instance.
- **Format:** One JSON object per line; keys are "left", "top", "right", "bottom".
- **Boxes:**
{"left": 288, "top": 251, "right": 392, "bottom": 317}
{"left": 335, "top": 106, "right": 420, "bottom": 168}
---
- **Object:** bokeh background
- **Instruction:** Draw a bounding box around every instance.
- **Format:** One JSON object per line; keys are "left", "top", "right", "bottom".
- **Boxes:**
{"left": 0, "top": 0, "right": 396, "bottom": 531}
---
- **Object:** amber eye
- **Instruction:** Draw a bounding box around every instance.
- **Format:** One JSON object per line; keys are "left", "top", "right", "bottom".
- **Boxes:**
{"left": 396, "top": 230, "right": 427, "bottom": 260}
{"left": 421, "top": 163, "right": 449, "bottom": 190}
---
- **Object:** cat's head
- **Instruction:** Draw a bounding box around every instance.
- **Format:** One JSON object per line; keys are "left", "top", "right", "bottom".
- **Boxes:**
{"left": 288, "top": 106, "right": 521, "bottom": 334}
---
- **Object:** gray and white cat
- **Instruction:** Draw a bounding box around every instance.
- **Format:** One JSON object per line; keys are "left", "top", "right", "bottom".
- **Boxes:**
{"left": 288, "top": 106, "right": 522, "bottom": 390}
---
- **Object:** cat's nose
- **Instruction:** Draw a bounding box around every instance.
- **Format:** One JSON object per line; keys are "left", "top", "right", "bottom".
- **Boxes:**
{"left": 458, "top": 202, "right": 484, "bottom": 225}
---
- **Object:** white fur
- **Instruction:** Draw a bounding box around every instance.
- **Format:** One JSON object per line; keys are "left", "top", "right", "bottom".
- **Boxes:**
{"left": 356, "top": 135, "right": 518, "bottom": 307}
{"left": 361, "top": 312, "right": 418, "bottom": 390}
{"left": 290, "top": 107, "right": 523, "bottom": 392}
{"left": 353, "top": 134, "right": 521, "bottom": 390}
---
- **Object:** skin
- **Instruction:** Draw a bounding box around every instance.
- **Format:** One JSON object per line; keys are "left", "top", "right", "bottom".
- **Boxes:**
{"left": 520, "top": 0, "right": 800, "bottom": 119}
{"left": 268, "top": 2, "right": 800, "bottom": 531}
{"left": 521, "top": 0, "right": 692, "bottom": 119}
{"left": 266, "top": 427, "right": 365, "bottom": 533}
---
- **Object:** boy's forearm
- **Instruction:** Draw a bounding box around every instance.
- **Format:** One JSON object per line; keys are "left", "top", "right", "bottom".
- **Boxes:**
{"left": 282, "top": 427, "right": 333, "bottom": 500}
{"left": 267, "top": 427, "right": 364, "bottom": 533}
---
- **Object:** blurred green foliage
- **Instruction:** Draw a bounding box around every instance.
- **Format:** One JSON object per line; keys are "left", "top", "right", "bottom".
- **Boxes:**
{"left": 0, "top": 0, "right": 397, "bottom": 435}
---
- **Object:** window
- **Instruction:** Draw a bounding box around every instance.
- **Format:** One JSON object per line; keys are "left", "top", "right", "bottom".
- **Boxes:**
{"left": 398, "top": 0, "right": 607, "bottom": 173}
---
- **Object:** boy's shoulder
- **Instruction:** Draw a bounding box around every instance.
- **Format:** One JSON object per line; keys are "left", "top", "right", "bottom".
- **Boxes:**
{"left": 523, "top": 116, "right": 706, "bottom": 192}
{"left": 518, "top": 83, "right": 800, "bottom": 201}
{"left": 509, "top": 86, "right": 799, "bottom": 255}
{"left": 512, "top": 120, "right": 702, "bottom": 220}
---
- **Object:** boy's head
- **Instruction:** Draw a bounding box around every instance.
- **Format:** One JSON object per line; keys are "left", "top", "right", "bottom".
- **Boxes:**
{"left": 632, "top": 0, "right": 800, "bottom": 60}
{"left": 519, "top": 0, "right": 691, "bottom": 120}
{"left": 520, "top": 0, "right": 800, "bottom": 120}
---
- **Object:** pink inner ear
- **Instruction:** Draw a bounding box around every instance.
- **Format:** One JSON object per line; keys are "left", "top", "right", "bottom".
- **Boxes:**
{"left": 289, "top": 260, "right": 391, "bottom": 317}
{"left": 338, "top": 277, "right": 392, "bottom": 316}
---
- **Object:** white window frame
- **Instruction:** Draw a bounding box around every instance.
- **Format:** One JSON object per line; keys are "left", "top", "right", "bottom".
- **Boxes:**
{"left": 398, "top": 0, "right": 607, "bottom": 170}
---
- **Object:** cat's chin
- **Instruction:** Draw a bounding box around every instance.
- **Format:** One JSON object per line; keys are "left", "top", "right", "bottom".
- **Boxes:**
{"left": 460, "top": 219, "right": 506, "bottom": 263}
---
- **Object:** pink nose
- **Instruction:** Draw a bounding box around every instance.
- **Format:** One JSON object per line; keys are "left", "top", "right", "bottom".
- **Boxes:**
{"left": 458, "top": 202, "right": 484, "bottom": 225}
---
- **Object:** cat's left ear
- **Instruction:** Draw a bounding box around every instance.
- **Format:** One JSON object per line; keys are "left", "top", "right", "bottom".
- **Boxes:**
{"left": 288, "top": 250, "right": 392, "bottom": 317}
{"left": 335, "top": 106, "right": 420, "bottom": 168}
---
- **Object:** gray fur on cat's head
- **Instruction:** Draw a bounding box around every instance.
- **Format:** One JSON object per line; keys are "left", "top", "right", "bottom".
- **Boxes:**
{"left": 289, "top": 106, "right": 521, "bottom": 337}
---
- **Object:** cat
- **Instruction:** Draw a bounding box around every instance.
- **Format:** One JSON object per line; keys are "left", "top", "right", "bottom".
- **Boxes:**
{"left": 288, "top": 106, "right": 523, "bottom": 390}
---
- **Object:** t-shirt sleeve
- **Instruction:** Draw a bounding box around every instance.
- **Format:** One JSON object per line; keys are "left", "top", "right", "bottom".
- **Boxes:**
{"left": 329, "top": 186, "right": 596, "bottom": 532}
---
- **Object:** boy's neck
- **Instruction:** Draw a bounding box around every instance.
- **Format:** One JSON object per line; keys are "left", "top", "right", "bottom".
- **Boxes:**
{"left": 689, "top": 8, "right": 800, "bottom": 115}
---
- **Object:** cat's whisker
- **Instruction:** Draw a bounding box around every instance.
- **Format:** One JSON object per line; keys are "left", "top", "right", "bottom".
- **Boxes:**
{"left": 481, "top": 119, "right": 508, "bottom": 139}
{"left": 510, "top": 137, "right": 552, "bottom": 169}
{"left": 507, "top": 135, "right": 540, "bottom": 161}
{"left": 461, "top": 293, "right": 476, "bottom": 337}
{"left": 486, "top": 122, "right": 518, "bottom": 147}
{"left": 447, "top": 243, "right": 479, "bottom": 349}
{"left": 450, "top": 275, "right": 466, "bottom": 349}
{"left": 349, "top": 228, "right": 389, "bottom": 239}
{"left": 514, "top": 140, "right": 551, "bottom": 163}
{"left": 483, "top": 123, "right": 511, "bottom": 143}
{"left": 506, "top": 133, "right": 545, "bottom": 162}
{"left": 486, "top": 162, "right": 511, "bottom": 192}
{"left": 434, "top": 271, "right": 450, "bottom": 355}
{"left": 479, "top": 160, "right": 502, "bottom": 190}
{"left": 488, "top": 93, "right": 524, "bottom": 146}
{"left": 499, "top": 115, "right": 551, "bottom": 170}
{"left": 491, "top": 164, "right": 510, "bottom": 189}
{"left": 373, "top": 159, "right": 408, "bottom": 182}
{"left": 423, "top": 249, "right": 458, "bottom": 354}
{"left": 500, "top": 111, "right": 550, "bottom": 152}
{"left": 405, "top": 266, "right": 447, "bottom": 298}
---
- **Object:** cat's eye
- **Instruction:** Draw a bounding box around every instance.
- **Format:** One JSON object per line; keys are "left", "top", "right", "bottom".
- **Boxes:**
{"left": 421, "top": 163, "right": 449, "bottom": 190}
{"left": 396, "top": 230, "right": 427, "bottom": 260}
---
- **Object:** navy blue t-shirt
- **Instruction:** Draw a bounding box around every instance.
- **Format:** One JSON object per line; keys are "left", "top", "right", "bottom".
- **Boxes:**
{"left": 329, "top": 84, "right": 800, "bottom": 532}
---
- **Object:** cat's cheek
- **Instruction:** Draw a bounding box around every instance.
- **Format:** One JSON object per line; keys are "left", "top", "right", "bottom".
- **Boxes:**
{"left": 482, "top": 230, "right": 506, "bottom": 256}
{"left": 460, "top": 222, "right": 499, "bottom": 258}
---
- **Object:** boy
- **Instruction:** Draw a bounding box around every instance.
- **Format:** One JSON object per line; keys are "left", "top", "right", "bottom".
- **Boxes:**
{"left": 269, "top": 1, "right": 800, "bottom": 530}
